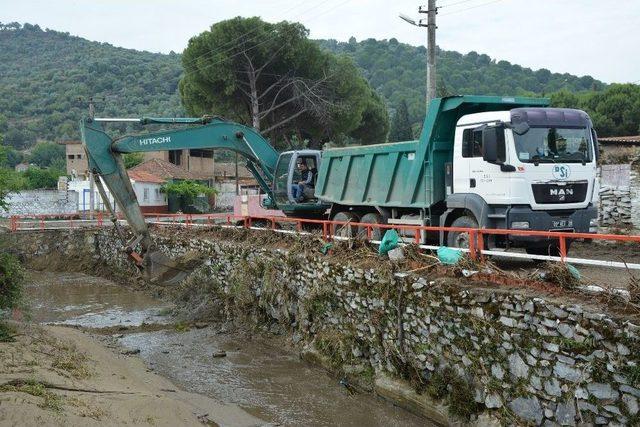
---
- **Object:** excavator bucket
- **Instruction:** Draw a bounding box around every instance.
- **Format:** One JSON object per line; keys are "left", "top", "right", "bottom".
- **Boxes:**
{"left": 143, "top": 250, "right": 205, "bottom": 285}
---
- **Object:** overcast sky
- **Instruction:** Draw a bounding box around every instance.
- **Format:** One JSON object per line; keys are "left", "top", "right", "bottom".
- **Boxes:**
{"left": 2, "top": 0, "right": 639, "bottom": 83}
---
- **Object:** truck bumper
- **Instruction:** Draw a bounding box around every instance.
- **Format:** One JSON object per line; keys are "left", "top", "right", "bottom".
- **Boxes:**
{"left": 506, "top": 204, "right": 597, "bottom": 245}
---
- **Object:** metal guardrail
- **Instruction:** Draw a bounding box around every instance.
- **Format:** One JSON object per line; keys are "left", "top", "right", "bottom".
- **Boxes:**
{"left": 4, "top": 212, "right": 640, "bottom": 270}
{"left": 142, "top": 213, "right": 640, "bottom": 270}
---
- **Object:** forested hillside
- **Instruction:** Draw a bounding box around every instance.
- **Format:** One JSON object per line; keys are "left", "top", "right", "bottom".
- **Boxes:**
{"left": 0, "top": 23, "right": 183, "bottom": 149}
{"left": 318, "top": 38, "right": 606, "bottom": 128}
{"left": 1, "top": 23, "right": 637, "bottom": 150}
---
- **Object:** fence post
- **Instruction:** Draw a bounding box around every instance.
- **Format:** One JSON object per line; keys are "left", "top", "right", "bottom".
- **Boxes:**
{"left": 469, "top": 229, "right": 477, "bottom": 260}
{"left": 10, "top": 216, "right": 17, "bottom": 232}
{"left": 40, "top": 216, "right": 44, "bottom": 231}
{"left": 414, "top": 228, "right": 420, "bottom": 245}
{"left": 559, "top": 236, "right": 567, "bottom": 261}
{"left": 477, "top": 230, "right": 484, "bottom": 261}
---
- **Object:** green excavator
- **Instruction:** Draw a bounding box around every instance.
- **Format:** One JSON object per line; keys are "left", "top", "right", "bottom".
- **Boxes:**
{"left": 80, "top": 115, "right": 327, "bottom": 279}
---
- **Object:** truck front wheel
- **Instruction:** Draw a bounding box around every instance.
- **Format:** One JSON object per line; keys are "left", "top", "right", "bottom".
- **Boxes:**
{"left": 447, "top": 216, "right": 478, "bottom": 249}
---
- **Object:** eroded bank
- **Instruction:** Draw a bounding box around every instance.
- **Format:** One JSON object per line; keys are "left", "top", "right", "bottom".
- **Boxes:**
{"left": 5, "top": 227, "right": 640, "bottom": 426}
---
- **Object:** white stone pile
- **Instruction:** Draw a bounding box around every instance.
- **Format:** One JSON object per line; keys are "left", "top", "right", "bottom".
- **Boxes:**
{"left": 599, "top": 185, "right": 634, "bottom": 228}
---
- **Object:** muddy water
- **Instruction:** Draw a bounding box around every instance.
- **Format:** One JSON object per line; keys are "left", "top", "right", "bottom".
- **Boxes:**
{"left": 27, "top": 271, "right": 170, "bottom": 327}
{"left": 27, "top": 271, "right": 426, "bottom": 427}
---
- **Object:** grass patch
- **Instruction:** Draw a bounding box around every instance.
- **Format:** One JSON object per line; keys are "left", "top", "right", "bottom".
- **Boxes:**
{"left": 426, "top": 367, "right": 481, "bottom": 421}
{"left": 556, "top": 337, "right": 595, "bottom": 354}
{"left": 0, "top": 380, "right": 63, "bottom": 411}
{"left": 0, "top": 321, "right": 18, "bottom": 342}
{"left": 49, "top": 340, "right": 91, "bottom": 379}
{"left": 174, "top": 321, "right": 190, "bottom": 332}
{"left": 622, "top": 365, "right": 640, "bottom": 387}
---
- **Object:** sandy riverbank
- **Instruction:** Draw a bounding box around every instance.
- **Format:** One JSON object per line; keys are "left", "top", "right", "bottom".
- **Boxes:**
{"left": 0, "top": 322, "right": 263, "bottom": 427}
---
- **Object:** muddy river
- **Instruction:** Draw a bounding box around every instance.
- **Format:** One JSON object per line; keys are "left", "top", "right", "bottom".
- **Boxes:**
{"left": 27, "top": 271, "right": 426, "bottom": 426}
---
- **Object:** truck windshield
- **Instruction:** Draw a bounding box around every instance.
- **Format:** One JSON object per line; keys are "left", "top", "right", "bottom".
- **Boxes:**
{"left": 513, "top": 127, "right": 593, "bottom": 163}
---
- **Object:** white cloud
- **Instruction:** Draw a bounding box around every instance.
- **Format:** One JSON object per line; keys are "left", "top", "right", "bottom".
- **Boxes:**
{"left": 1, "top": 0, "right": 638, "bottom": 83}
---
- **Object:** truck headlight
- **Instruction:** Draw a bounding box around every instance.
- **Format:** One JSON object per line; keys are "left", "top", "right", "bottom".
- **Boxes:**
{"left": 511, "top": 221, "right": 530, "bottom": 229}
{"left": 589, "top": 218, "right": 598, "bottom": 233}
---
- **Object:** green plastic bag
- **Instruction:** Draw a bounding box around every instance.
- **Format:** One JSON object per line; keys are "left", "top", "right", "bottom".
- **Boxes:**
{"left": 437, "top": 246, "right": 463, "bottom": 265}
{"left": 378, "top": 229, "right": 399, "bottom": 255}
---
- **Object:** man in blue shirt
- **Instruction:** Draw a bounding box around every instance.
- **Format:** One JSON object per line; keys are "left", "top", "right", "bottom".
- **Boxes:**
{"left": 292, "top": 161, "right": 314, "bottom": 202}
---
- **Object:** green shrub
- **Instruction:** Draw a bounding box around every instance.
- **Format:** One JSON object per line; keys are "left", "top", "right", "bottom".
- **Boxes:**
{"left": 0, "top": 253, "right": 25, "bottom": 342}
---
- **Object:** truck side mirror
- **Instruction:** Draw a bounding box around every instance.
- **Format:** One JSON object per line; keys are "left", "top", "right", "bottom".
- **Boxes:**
{"left": 482, "top": 125, "right": 505, "bottom": 164}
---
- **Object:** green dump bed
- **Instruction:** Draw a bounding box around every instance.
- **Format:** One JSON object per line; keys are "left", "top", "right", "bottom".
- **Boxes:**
{"left": 314, "top": 95, "right": 549, "bottom": 209}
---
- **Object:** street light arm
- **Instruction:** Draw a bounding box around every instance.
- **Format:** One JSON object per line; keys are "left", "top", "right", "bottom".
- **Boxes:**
{"left": 399, "top": 13, "right": 417, "bottom": 26}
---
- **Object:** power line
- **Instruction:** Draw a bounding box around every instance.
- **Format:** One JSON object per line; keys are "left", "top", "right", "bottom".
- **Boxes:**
{"left": 438, "top": 0, "right": 481, "bottom": 8}
{"left": 439, "top": 0, "right": 506, "bottom": 16}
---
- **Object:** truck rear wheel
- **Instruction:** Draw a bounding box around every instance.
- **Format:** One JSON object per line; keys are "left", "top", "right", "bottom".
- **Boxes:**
{"left": 331, "top": 211, "right": 359, "bottom": 239}
{"left": 447, "top": 216, "right": 478, "bottom": 249}
{"left": 357, "top": 213, "right": 384, "bottom": 240}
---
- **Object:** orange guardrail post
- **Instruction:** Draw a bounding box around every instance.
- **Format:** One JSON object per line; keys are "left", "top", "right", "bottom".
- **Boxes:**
{"left": 469, "top": 229, "right": 477, "bottom": 260}
{"left": 477, "top": 230, "right": 485, "bottom": 261}
{"left": 559, "top": 235, "right": 567, "bottom": 261}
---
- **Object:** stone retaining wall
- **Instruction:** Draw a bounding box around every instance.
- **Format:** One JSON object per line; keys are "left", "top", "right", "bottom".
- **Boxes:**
{"left": 5, "top": 229, "right": 640, "bottom": 426}
{"left": 0, "top": 190, "right": 78, "bottom": 217}
{"left": 598, "top": 164, "right": 640, "bottom": 231}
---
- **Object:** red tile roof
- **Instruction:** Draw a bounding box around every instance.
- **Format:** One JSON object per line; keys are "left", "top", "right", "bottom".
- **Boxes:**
{"left": 128, "top": 170, "right": 165, "bottom": 184}
{"left": 130, "top": 158, "right": 208, "bottom": 180}
{"left": 599, "top": 136, "right": 640, "bottom": 145}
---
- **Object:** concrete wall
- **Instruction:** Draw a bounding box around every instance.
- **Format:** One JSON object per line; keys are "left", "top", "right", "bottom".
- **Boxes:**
{"left": 0, "top": 190, "right": 78, "bottom": 217}
{"left": 213, "top": 182, "right": 258, "bottom": 210}
{"left": 7, "top": 228, "right": 640, "bottom": 426}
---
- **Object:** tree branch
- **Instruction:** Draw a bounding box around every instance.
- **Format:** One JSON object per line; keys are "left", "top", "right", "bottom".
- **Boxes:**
{"left": 263, "top": 108, "right": 308, "bottom": 134}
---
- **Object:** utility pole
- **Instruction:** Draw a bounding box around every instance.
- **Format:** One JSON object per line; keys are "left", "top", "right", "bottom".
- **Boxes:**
{"left": 419, "top": 0, "right": 437, "bottom": 104}
{"left": 88, "top": 97, "right": 95, "bottom": 220}
{"left": 400, "top": 1, "right": 437, "bottom": 110}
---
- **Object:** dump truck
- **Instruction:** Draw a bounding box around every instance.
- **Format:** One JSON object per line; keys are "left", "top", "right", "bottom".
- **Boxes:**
{"left": 80, "top": 95, "right": 598, "bottom": 274}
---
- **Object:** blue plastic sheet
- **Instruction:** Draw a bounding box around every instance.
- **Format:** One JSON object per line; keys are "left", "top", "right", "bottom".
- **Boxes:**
{"left": 379, "top": 229, "right": 399, "bottom": 255}
{"left": 437, "top": 246, "right": 463, "bottom": 265}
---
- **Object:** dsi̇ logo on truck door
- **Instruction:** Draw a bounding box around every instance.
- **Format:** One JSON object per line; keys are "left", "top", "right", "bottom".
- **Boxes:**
{"left": 552, "top": 165, "right": 571, "bottom": 180}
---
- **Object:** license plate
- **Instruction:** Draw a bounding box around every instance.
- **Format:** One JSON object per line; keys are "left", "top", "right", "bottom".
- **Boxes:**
{"left": 552, "top": 219, "right": 573, "bottom": 228}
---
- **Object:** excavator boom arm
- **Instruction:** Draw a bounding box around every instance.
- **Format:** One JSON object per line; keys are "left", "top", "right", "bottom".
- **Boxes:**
{"left": 80, "top": 116, "right": 281, "bottom": 272}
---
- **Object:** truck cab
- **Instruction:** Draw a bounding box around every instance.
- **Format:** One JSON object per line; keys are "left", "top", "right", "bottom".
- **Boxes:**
{"left": 447, "top": 107, "right": 599, "bottom": 253}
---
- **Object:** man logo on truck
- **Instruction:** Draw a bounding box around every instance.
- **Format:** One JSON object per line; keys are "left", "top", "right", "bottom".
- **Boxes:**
{"left": 550, "top": 187, "right": 573, "bottom": 201}
{"left": 552, "top": 165, "right": 571, "bottom": 180}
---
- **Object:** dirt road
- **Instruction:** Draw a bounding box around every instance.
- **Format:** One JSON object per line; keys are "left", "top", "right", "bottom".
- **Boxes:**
{"left": 0, "top": 323, "right": 263, "bottom": 426}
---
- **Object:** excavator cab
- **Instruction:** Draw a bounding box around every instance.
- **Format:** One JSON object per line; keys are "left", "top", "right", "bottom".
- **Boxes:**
{"left": 272, "top": 150, "right": 322, "bottom": 205}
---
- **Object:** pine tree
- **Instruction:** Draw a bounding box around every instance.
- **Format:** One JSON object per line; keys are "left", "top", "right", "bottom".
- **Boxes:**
{"left": 389, "top": 100, "right": 413, "bottom": 142}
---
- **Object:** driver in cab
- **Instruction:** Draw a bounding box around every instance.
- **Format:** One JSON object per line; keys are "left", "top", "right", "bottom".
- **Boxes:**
{"left": 292, "top": 160, "right": 314, "bottom": 203}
